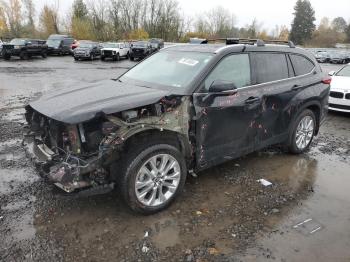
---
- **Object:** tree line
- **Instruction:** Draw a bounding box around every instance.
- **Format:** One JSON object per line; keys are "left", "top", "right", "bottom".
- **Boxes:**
{"left": 0, "top": 0, "right": 349, "bottom": 47}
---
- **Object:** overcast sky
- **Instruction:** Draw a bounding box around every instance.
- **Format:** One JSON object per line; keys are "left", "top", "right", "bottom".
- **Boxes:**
{"left": 34, "top": 0, "right": 350, "bottom": 31}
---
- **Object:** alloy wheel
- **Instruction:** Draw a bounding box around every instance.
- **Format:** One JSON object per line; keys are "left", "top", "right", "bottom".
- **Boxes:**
{"left": 295, "top": 115, "right": 314, "bottom": 150}
{"left": 135, "top": 154, "right": 181, "bottom": 207}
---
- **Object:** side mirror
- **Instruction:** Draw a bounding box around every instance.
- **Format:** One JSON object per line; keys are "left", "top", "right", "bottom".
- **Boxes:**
{"left": 209, "top": 80, "right": 237, "bottom": 93}
{"left": 328, "top": 71, "right": 335, "bottom": 76}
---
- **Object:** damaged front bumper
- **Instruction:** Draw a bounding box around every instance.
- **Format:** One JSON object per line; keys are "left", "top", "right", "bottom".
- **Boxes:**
{"left": 23, "top": 133, "right": 112, "bottom": 195}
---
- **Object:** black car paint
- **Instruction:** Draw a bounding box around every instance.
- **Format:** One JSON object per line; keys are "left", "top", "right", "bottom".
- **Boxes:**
{"left": 2, "top": 39, "right": 48, "bottom": 60}
{"left": 25, "top": 43, "right": 329, "bottom": 194}
{"left": 129, "top": 42, "right": 153, "bottom": 60}
{"left": 47, "top": 35, "right": 74, "bottom": 55}
{"left": 28, "top": 80, "right": 170, "bottom": 124}
{"left": 73, "top": 43, "right": 102, "bottom": 60}
{"left": 187, "top": 45, "right": 328, "bottom": 170}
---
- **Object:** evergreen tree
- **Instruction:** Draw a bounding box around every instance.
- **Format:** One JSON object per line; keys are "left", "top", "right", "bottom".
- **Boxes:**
{"left": 289, "top": 0, "right": 316, "bottom": 45}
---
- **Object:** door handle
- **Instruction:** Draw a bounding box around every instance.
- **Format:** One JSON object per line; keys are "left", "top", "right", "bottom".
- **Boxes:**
{"left": 245, "top": 96, "right": 260, "bottom": 104}
{"left": 291, "top": 84, "right": 303, "bottom": 91}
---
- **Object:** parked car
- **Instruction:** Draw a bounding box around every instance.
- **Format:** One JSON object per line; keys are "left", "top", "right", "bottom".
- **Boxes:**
{"left": 24, "top": 39, "right": 330, "bottom": 214}
{"left": 129, "top": 41, "right": 153, "bottom": 60}
{"left": 315, "top": 51, "right": 330, "bottom": 63}
{"left": 47, "top": 34, "right": 74, "bottom": 56}
{"left": 101, "top": 42, "right": 129, "bottom": 61}
{"left": 149, "top": 38, "right": 164, "bottom": 52}
{"left": 73, "top": 41, "right": 102, "bottom": 61}
{"left": 328, "top": 64, "right": 350, "bottom": 113}
{"left": 2, "top": 38, "right": 48, "bottom": 60}
{"left": 329, "top": 52, "right": 347, "bottom": 64}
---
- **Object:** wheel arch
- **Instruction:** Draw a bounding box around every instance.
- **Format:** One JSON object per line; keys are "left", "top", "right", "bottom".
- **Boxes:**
{"left": 291, "top": 101, "right": 321, "bottom": 135}
{"left": 122, "top": 129, "right": 193, "bottom": 165}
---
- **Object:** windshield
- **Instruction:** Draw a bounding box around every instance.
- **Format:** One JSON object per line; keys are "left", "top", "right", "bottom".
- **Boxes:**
{"left": 336, "top": 65, "right": 350, "bottom": 77}
{"left": 120, "top": 51, "right": 213, "bottom": 89}
{"left": 10, "top": 39, "right": 25, "bottom": 45}
{"left": 79, "top": 43, "right": 94, "bottom": 48}
{"left": 316, "top": 52, "right": 327, "bottom": 57}
{"left": 104, "top": 43, "right": 119, "bottom": 48}
{"left": 47, "top": 39, "right": 61, "bottom": 47}
{"left": 133, "top": 42, "right": 147, "bottom": 47}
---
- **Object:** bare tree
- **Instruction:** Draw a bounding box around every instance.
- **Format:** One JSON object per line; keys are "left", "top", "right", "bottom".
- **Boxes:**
{"left": 39, "top": 1, "right": 60, "bottom": 36}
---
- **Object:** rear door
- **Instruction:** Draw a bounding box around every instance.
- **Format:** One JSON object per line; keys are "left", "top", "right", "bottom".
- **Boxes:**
{"left": 193, "top": 53, "right": 263, "bottom": 169}
{"left": 250, "top": 52, "right": 316, "bottom": 149}
{"left": 249, "top": 52, "right": 293, "bottom": 148}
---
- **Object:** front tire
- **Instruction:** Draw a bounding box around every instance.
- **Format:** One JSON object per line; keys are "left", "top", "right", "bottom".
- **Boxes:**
{"left": 117, "top": 143, "right": 187, "bottom": 214}
{"left": 287, "top": 109, "right": 316, "bottom": 154}
{"left": 20, "top": 51, "right": 28, "bottom": 60}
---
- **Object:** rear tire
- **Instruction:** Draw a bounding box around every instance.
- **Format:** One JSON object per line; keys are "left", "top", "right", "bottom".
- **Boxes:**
{"left": 116, "top": 142, "right": 187, "bottom": 214}
{"left": 287, "top": 109, "right": 316, "bottom": 154}
{"left": 41, "top": 51, "right": 47, "bottom": 58}
{"left": 130, "top": 56, "right": 134, "bottom": 61}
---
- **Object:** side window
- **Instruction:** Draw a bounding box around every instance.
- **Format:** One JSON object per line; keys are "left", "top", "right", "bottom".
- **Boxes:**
{"left": 289, "top": 54, "right": 315, "bottom": 76}
{"left": 251, "top": 53, "right": 289, "bottom": 84}
{"left": 204, "top": 54, "right": 251, "bottom": 91}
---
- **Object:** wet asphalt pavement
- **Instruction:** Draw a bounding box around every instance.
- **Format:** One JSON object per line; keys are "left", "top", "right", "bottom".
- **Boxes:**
{"left": 0, "top": 56, "right": 349, "bottom": 262}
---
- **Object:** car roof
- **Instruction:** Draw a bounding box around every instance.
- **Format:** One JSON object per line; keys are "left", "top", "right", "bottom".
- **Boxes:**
{"left": 164, "top": 43, "right": 309, "bottom": 55}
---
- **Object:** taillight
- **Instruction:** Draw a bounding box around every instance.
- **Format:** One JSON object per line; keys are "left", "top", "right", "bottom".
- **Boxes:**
{"left": 322, "top": 77, "right": 332, "bottom": 85}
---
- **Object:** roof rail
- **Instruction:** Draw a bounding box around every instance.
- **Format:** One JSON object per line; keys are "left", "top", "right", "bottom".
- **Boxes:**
{"left": 262, "top": 39, "right": 296, "bottom": 48}
{"left": 203, "top": 38, "right": 295, "bottom": 48}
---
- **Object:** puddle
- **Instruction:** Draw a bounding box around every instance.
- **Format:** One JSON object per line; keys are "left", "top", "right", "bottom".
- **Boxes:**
{"left": 239, "top": 154, "right": 350, "bottom": 261}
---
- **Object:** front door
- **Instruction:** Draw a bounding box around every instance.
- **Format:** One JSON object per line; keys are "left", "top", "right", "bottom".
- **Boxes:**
{"left": 193, "top": 53, "right": 263, "bottom": 169}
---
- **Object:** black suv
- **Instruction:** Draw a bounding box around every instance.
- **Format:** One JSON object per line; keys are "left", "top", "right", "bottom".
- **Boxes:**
{"left": 129, "top": 41, "right": 153, "bottom": 60}
{"left": 73, "top": 41, "right": 102, "bottom": 61}
{"left": 24, "top": 39, "right": 330, "bottom": 214}
{"left": 2, "top": 38, "right": 48, "bottom": 60}
{"left": 46, "top": 34, "right": 75, "bottom": 56}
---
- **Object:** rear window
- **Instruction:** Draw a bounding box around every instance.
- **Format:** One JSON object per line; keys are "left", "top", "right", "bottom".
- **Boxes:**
{"left": 252, "top": 53, "right": 289, "bottom": 84}
{"left": 290, "top": 54, "right": 315, "bottom": 76}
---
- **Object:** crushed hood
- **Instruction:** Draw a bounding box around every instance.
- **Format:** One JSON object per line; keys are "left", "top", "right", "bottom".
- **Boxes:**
{"left": 29, "top": 80, "right": 171, "bottom": 124}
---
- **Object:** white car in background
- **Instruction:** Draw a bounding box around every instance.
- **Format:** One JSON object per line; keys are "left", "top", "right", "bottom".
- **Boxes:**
{"left": 100, "top": 42, "right": 129, "bottom": 61}
{"left": 329, "top": 64, "right": 350, "bottom": 113}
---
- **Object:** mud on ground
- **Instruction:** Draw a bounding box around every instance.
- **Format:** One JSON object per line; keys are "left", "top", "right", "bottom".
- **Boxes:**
{"left": 0, "top": 58, "right": 349, "bottom": 262}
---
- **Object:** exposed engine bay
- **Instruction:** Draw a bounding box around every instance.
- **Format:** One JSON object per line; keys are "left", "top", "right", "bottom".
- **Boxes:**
{"left": 24, "top": 96, "right": 192, "bottom": 195}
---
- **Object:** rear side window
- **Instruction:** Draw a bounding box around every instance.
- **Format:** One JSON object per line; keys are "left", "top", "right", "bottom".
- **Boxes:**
{"left": 251, "top": 53, "right": 289, "bottom": 84}
{"left": 290, "top": 54, "right": 315, "bottom": 76}
{"left": 204, "top": 54, "right": 251, "bottom": 91}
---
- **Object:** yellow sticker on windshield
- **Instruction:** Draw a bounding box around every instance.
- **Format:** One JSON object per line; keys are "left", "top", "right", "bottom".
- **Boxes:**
{"left": 178, "top": 58, "right": 199, "bottom": 66}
